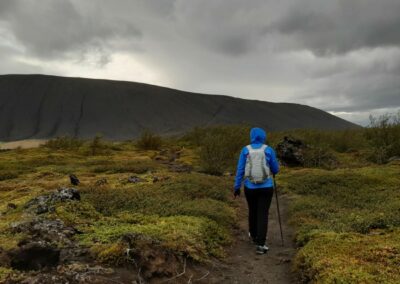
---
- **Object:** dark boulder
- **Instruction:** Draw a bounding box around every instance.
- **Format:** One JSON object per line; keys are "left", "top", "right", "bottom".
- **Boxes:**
{"left": 276, "top": 136, "right": 306, "bottom": 166}
{"left": 69, "top": 174, "right": 80, "bottom": 186}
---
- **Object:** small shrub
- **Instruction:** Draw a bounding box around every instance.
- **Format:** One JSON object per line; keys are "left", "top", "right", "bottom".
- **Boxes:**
{"left": 43, "top": 136, "right": 83, "bottom": 150}
{"left": 365, "top": 112, "right": 400, "bottom": 163}
{"left": 136, "top": 130, "right": 163, "bottom": 150}
{"left": 88, "top": 134, "right": 109, "bottom": 156}
{"left": 198, "top": 133, "right": 231, "bottom": 175}
{"left": 196, "top": 125, "right": 249, "bottom": 175}
{"left": 329, "top": 129, "right": 366, "bottom": 153}
{"left": 303, "top": 146, "right": 338, "bottom": 169}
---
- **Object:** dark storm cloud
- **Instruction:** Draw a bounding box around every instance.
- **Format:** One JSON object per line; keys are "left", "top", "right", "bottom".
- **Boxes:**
{"left": 0, "top": 0, "right": 399, "bottom": 125}
{"left": 0, "top": 0, "right": 141, "bottom": 64}
{"left": 271, "top": 0, "right": 400, "bottom": 56}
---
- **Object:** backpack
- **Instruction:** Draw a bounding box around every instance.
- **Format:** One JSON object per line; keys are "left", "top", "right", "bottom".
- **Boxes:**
{"left": 244, "top": 144, "right": 271, "bottom": 184}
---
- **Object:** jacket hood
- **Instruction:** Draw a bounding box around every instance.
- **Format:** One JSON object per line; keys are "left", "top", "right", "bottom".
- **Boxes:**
{"left": 250, "top": 127, "right": 267, "bottom": 144}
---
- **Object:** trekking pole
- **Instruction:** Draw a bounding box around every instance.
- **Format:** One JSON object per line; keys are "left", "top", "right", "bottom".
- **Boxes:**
{"left": 273, "top": 174, "right": 284, "bottom": 247}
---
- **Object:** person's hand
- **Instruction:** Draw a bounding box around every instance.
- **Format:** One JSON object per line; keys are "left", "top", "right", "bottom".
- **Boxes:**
{"left": 234, "top": 188, "right": 241, "bottom": 198}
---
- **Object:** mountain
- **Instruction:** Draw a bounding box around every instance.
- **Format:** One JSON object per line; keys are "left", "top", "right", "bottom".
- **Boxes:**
{"left": 0, "top": 74, "right": 359, "bottom": 141}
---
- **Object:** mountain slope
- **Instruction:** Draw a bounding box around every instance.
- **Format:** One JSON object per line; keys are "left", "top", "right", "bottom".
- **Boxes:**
{"left": 0, "top": 74, "right": 359, "bottom": 141}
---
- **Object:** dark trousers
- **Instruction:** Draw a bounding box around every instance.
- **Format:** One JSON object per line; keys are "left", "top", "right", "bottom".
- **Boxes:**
{"left": 244, "top": 187, "right": 274, "bottom": 246}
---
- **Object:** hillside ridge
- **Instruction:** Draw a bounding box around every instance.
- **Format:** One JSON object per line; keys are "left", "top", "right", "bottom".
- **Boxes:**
{"left": 0, "top": 74, "right": 359, "bottom": 141}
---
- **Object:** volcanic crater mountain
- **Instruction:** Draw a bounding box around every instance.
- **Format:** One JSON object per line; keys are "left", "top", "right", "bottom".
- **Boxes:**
{"left": 0, "top": 74, "right": 358, "bottom": 141}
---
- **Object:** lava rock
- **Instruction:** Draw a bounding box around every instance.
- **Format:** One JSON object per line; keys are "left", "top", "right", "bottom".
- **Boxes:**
{"left": 36, "top": 203, "right": 53, "bottom": 215}
{"left": 8, "top": 263, "right": 116, "bottom": 284}
{"left": 7, "top": 203, "right": 17, "bottom": 210}
{"left": 57, "top": 188, "right": 80, "bottom": 201}
{"left": 168, "top": 163, "right": 192, "bottom": 173}
{"left": 11, "top": 219, "right": 78, "bottom": 245}
{"left": 276, "top": 136, "right": 306, "bottom": 166}
{"left": 24, "top": 188, "right": 80, "bottom": 214}
{"left": 128, "top": 176, "right": 142, "bottom": 183}
{"left": 9, "top": 241, "right": 60, "bottom": 271}
{"left": 69, "top": 174, "right": 80, "bottom": 186}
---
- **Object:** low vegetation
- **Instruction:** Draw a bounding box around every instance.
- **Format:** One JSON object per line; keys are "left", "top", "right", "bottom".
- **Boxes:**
{"left": 1, "top": 112, "right": 399, "bottom": 282}
{"left": 136, "top": 130, "right": 163, "bottom": 150}
{"left": 280, "top": 158, "right": 400, "bottom": 282}
{"left": 0, "top": 138, "right": 234, "bottom": 281}
{"left": 183, "top": 125, "right": 250, "bottom": 175}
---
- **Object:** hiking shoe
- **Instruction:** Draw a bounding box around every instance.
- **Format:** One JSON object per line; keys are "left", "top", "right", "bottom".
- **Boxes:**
{"left": 256, "top": 245, "right": 269, "bottom": 254}
{"left": 256, "top": 245, "right": 266, "bottom": 254}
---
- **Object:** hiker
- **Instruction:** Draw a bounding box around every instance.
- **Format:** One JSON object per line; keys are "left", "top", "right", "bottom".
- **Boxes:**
{"left": 234, "top": 127, "right": 279, "bottom": 255}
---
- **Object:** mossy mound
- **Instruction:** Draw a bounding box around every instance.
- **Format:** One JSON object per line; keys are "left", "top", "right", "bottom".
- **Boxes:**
{"left": 283, "top": 165, "right": 400, "bottom": 282}
{"left": 294, "top": 230, "right": 400, "bottom": 283}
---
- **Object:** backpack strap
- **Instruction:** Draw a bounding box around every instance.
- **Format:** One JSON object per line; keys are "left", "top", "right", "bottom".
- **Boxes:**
{"left": 247, "top": 144, "right": 268, "bottom": 152}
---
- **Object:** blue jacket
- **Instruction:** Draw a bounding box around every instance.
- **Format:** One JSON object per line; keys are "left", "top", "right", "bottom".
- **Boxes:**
{"left": 234, "top": 127, "right": 279, "bottom": 190}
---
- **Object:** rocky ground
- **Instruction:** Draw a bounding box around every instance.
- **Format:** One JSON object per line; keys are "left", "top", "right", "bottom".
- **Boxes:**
{"left": 1, "top": 186, "right": 296, "bottom": 284}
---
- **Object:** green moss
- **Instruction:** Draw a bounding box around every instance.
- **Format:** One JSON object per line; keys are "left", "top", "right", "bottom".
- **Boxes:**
{"left": 80, "top": 214, "right": 231, "bottom": 263}
{"left": 91, "top": 159, "right": 157, "bottom": 174}
{"left": 90, "top": 242, "right": 128, "bottom": 265}
{"left": 0, "top": 210, "right": 29, "bottom": 250}
{"left": 0, "top": 267, "right": 13, "bottom": 282}
{"left": 175, "top": 199, "right": 235, "bottom": 225}
{"left": 80, "top": 173, "right": 234, "bottom": 223}
{"left": 294, "top": 230, "right": 400, "bottom": 283}
{"left": 49, "top": 201, "right": 102, "bottom": 227}
{"left": 284, "top": 166, "right": 400, "bottom": 238}
{"left": 284, "top": 165, "right": 400, "bottom": 282}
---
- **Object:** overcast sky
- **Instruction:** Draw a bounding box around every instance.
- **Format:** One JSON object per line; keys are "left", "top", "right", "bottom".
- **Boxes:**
{"left": 1, "top": 0, "right": 399, "bottom": 125}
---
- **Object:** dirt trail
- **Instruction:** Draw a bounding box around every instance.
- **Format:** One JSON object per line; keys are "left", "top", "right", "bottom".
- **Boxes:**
{"left": 206, "top": 192, "right": 297, "bottom": 284}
